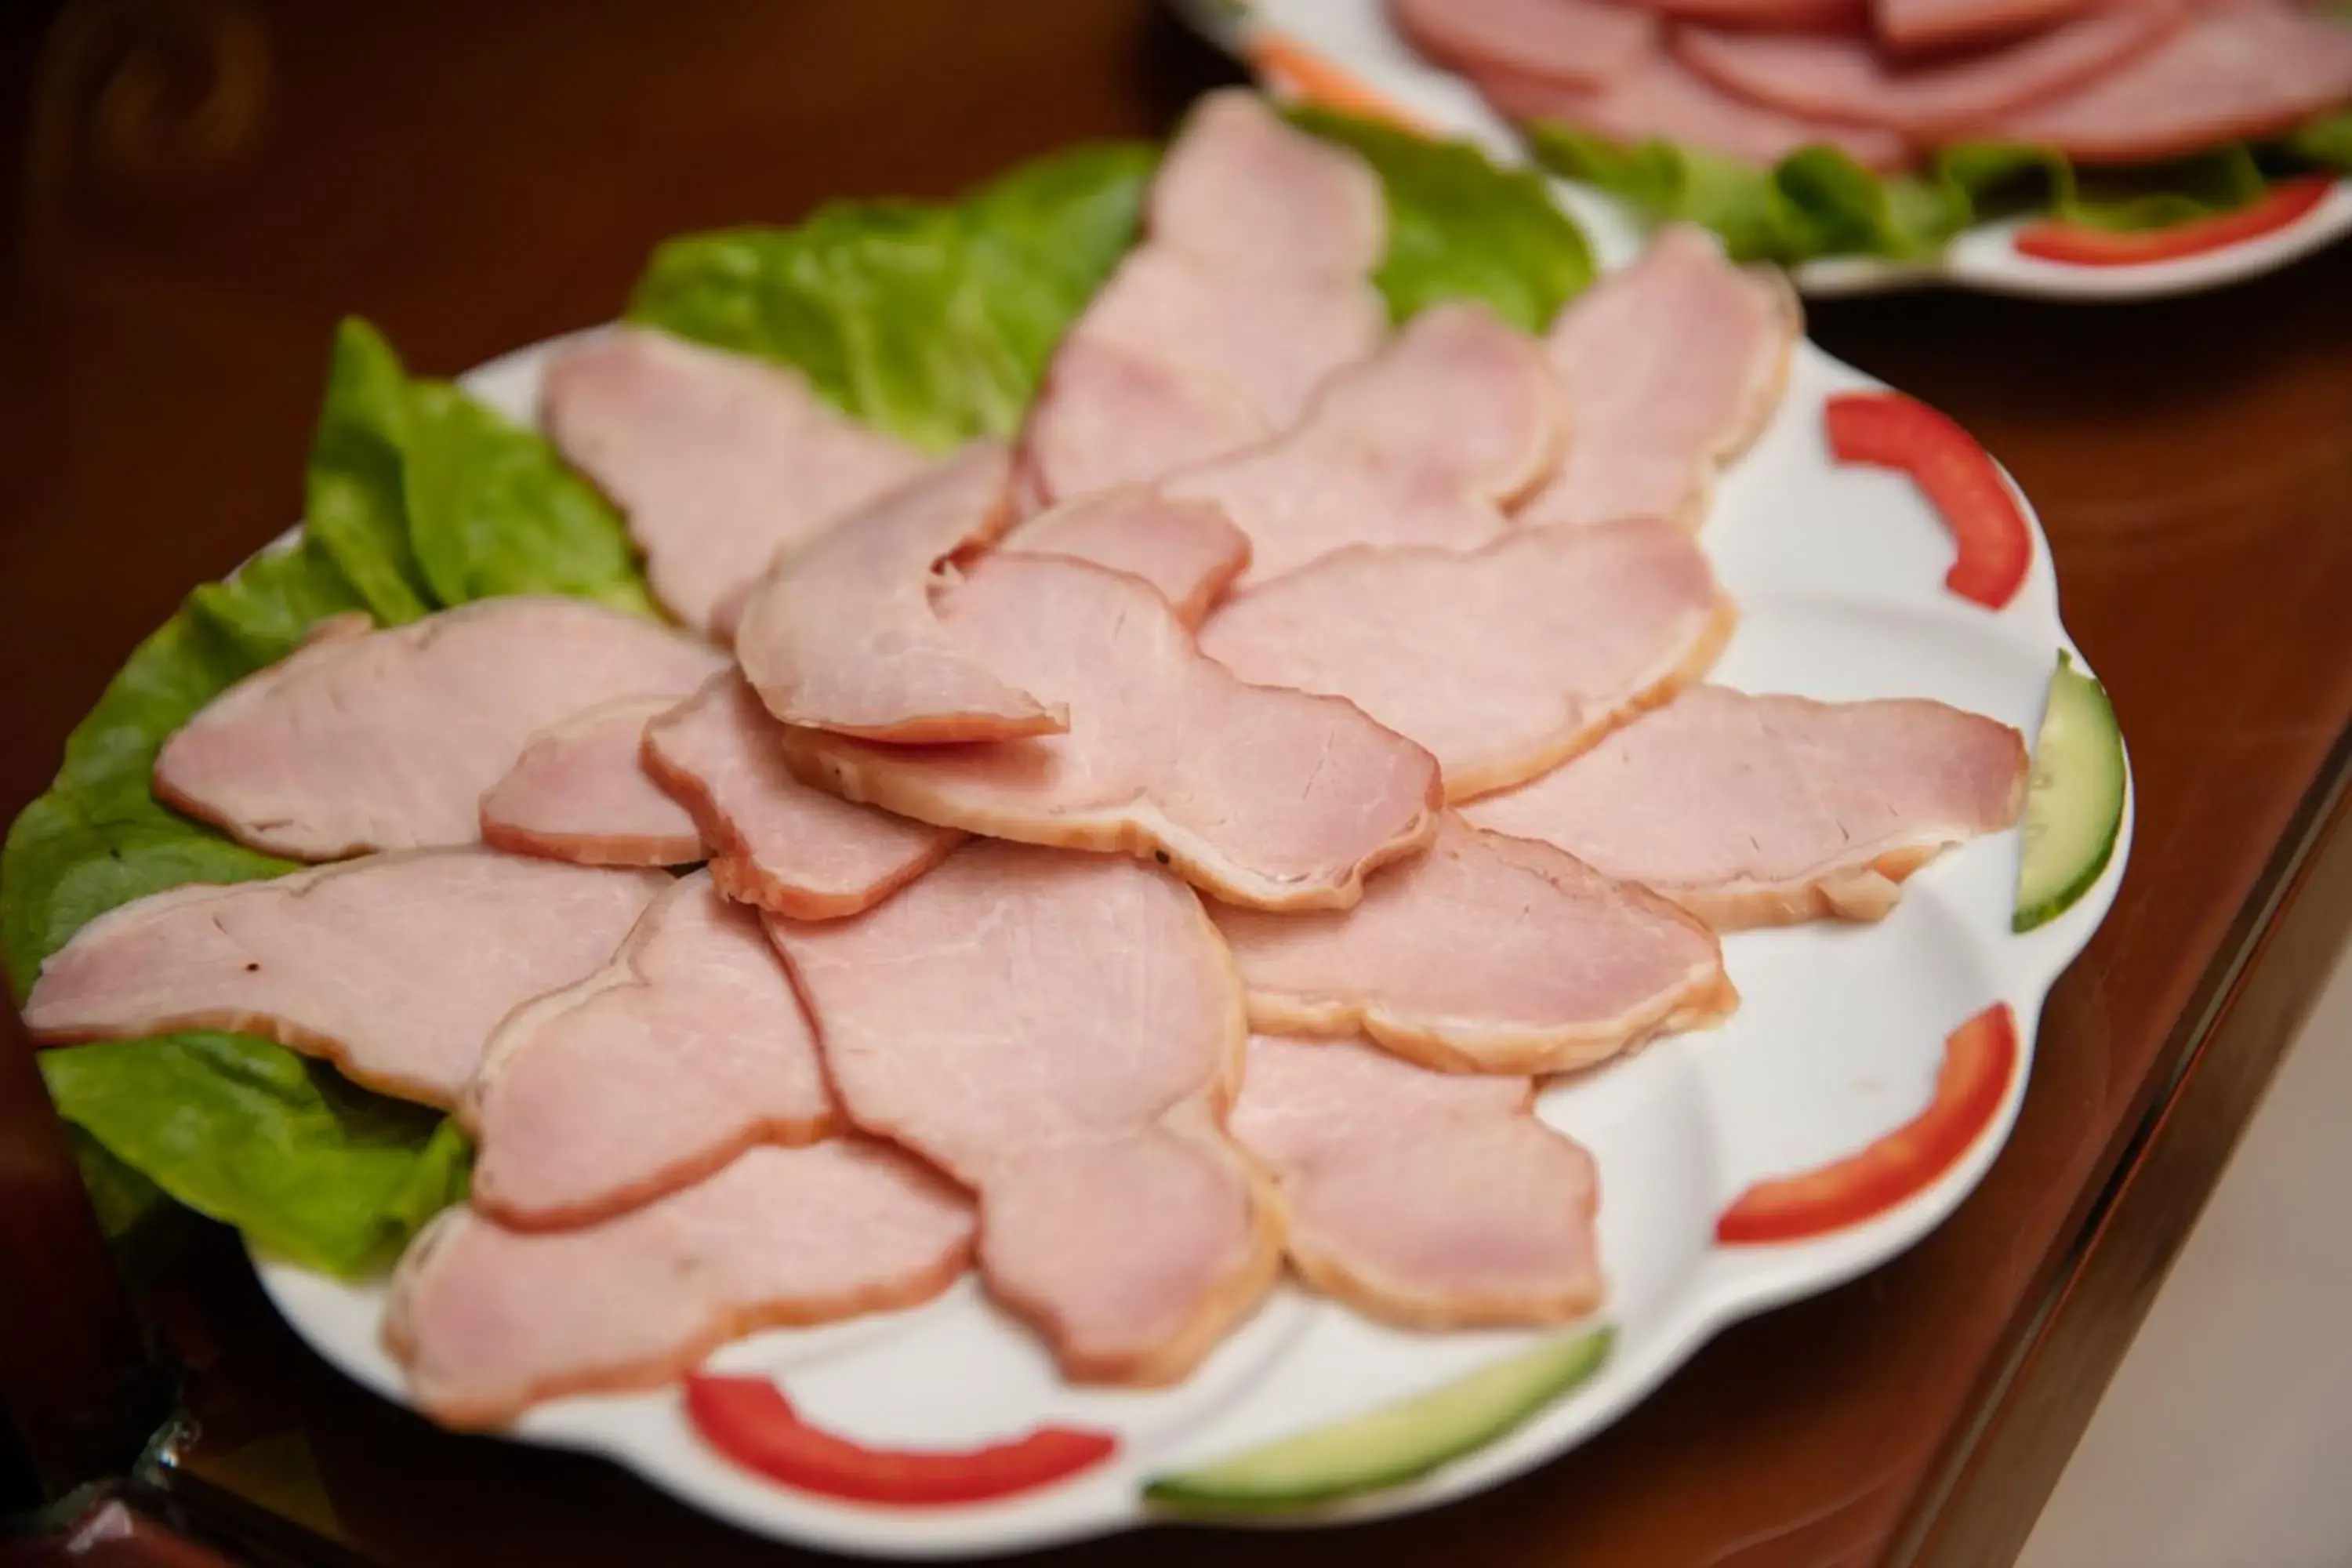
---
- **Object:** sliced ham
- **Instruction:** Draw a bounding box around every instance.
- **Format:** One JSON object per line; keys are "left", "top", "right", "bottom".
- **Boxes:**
{"left": 641, "top": 674, "right": 960, "bottom": 920}
{"left": 999, "top": 488, "right": 1253, "bottom": 628}
{"left": 153, "top": 598, "right": 724, "bottom": 861}
{"left": 782, "top": 554, "right": 1444, "bottom": 912}
{"left": 1518, "top": 223, "right": 1798, "bottom": 532}
{"left": 1145, "top": 86, "right": 1388, "bottom": 278}
{"left": 479, "top": 698, "right": 704, "bottom": 869}
{"left": 1980, "top": 2, "right": 2352, "bottom": 163}
{"left": 1627, "top": 0, "right": 1867, "bottom": 30}
{"left": 1388, "top": 0, "right": 1661, "bottom": 96}
{"left": 1164, "top": 303, "right": 1568, "bottom": 588}
{"left": 1214, "top": 817, "right": 1732, "bottom": 1076}
{"left": 1475, "top": 51, "right": 1913, "bottom": 170}
{"left": 1229, "top": 1035, "right": 1603, "bottom": 1325}
{"left": 1675, "top": 9, "right": 2184, "bottom": 139}
{"left": 21, "top": 850, "right": 667, "bottom": 1107}
{"left": 1464, "top": 687, "right": 2028, "bottom": 927}
{"left": 732, "top": 442, "right": 1062, "bottom": 744}
{"left": 386, "top": 1142, "right": 974, "bottom": 1428}
{"left": 770, "top": 841, "right": 1277, "bottom": 1385}
{"left": 463, "top": 873, "right": 837, "bottom": 1228}
{"left": 539, "top": 329, "right": 927, "bottom": 639}
{"left": 1200, "top": 521, "right": 1732, "bottom": 800}
{"left": 1014, "top": 93, "right": 1385, "bottom": 508}
{"left": 1878, "top": 0, "right": 2096, "bottom": 56}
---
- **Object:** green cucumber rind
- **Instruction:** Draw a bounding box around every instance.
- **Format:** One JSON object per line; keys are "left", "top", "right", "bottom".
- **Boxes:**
{"left": 2013, "top": 652, "right": 2126, "bottom": 935}
{"left": 1143, "top": 1325, "right": 1615, "bottom": 1513}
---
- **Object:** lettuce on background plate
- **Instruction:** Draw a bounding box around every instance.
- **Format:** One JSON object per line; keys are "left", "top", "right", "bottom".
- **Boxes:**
{"left": 5, "top": 110, "right": 1598, "bottom": 1276}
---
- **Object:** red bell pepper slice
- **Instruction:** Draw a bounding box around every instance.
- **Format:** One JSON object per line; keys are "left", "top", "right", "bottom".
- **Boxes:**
{"left": 1716, "top": 1002, "right": 2018, "bottom": 1246}
{"left": 1248, "top": 31, "right": 1431, "bottom": 132}
{"left": 684, "top": 1375, "right": 1118, "bottom": 1506}
{"left": 1824, "top": 391, "right": 2031, "bottom": 612}
{"left": 2014, "top": 176, "right": 2335, "bottom": 268}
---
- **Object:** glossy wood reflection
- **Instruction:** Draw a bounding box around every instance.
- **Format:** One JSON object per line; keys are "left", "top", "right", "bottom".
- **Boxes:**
{"left": 5, "top": 2, "right": 2352, "bottom": 1565}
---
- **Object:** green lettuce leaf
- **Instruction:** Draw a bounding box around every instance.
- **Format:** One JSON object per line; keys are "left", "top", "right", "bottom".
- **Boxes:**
{"left": 5, "top": 318, "right": 655, "bottom": 1276}
{"left": 1531, "top": 114, "right": 2352, "bottom": 266}
{"left": 1289, "top": 107, "right": 1595, "bottom": 332}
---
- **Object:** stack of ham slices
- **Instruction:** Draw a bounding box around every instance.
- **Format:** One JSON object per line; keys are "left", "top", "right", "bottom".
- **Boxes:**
{"left": 1392, "top": 0, "right": 2352, "bottom": 172}
{"left": 20, "top": 91, "right": 2031, "bottom": 1430}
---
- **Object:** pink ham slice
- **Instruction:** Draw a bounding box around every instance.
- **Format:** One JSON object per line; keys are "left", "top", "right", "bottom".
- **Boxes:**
{"left": 1628, "top": 0, "right": 1866, "bottom": 30}
{"left": 1475, "top": 51, "right": 1912, "bottom": 170}
{"left": 732, "top": 442, "right": 1062, "bottom": 744}
{"left": 1214, "top": 817, "right": 1732, "bottom": 1076}
{"left": 1517, "top": 224, "right": 1798, "bottom": 532}
{"left": 642, "top": 674, "right": 960, "bottom": 920}
{"left": 1464, "top": 687, "right": 2028, "bottom": 927}
{"left": 539, "top": 329, "right": 927, "bottom": 640}
{"left": 1014, "top": 93, "right": 1386, "bottom": 507}
{"left": 1878, "top": 0, "right": 2096, "bottom": 57}
{"left": 782, "top": 554, "right": 1444, "bottom": 912}
{"left": 479, "top": 698, "right": 705, "bottom": 869}
{"left": 1388, "top": 0, "right": 1661, "bottom": 96}
{"left": 770, "top": 841, "right": 1277, "bottom": 1385}
{"left": 153, "top": 597, "right": 725, "bottom": 861}
{"left": 1200, "top": 521, "right": 1732, "bottom": 800}
{"left": 1980, "top": 2, "right": 2352, "bottom": 163}
{"left": 999, "top": 488, "right": 1253, "bottom": 628}
{"left": 386, "top": 1142, "right": 974, "bottom": 1428}
{"left": 21, "top": 850, "right": 668, "bottom": 1107}
{"left": 463, "top": 873, "right": 837, "bottom": 1228}
{"left": 1675, "top": 9, "right": 2184, "bottom": 140}
{"left": 1163, "top": 303, "right": 1568, "bottom": 589}
{"left": 1229, "top": 1035, "right": 1603, "bottom": 1326}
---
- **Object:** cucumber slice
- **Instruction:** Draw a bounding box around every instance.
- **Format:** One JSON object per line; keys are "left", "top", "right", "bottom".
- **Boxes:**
{"left": 2013, "top": 652, "right": 2125, "bottom": 934}
{"left": 1144, "top": 1325, "right": 1613, "bottom": 1513}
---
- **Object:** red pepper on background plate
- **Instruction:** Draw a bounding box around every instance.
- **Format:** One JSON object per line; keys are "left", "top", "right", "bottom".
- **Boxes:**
{"left": 2013, "top": 176, "right": 2334, "bottom": 268}
{"left": 1824, "top": 390, "right": 2031, "bottom": 612}
{"left": 684, "top": 1375, "right": 1117, "bottom": 1506}
{"left": 1716, "top": 1002, "right": 2018, "bottom": 1245}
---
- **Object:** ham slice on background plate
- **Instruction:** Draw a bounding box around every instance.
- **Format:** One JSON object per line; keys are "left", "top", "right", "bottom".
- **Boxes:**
{"left": 1163, "top": 302, "right": 1568, "bottom": 588}
{"left": 1230, "top": 1033, "right": 1604, "bottom": 1326}
{"left": 1214, "top": 816, "right": 1733, "bottom": 1076}
{"left": 1388, "top": 0, "right": 1661, "bottom": 93}
{"left": 1465, "top": 687, "right": 2027, "bottom": 927}
{"left": 153, "top": 597, "right": 724, "bottom": 861}
{"left": 386, "top": 1141, "right": 975, "bottom": 1429}
{"left": 1876, "top": 0, "right": 2098, "bottom": 57}
{"left": 782, "top": 554, "right": 1443, "bottom": 913}
{"left": 480, "top": 696, "right": 706, "bottom": 869}
{"left": 643, "top": 675, "right": 963, "bottom": 920}
{"left": 1518, "top": 224, "right": 1799, "bottom": 532}
{"left": 732, "top": 442, "right": 1062, "bottom": 745}
{"left": 1200, "top": 520, "right": 1732, "bottom": 800}
{"left": 770, "top": 841, "right": 1279, "bottom": 1385}
{"left": 21, "top": 850, "right": 668, "bottom": 1107}
{"left": 463, "top": 873, "right": 838, "bottom": 1229}
{"left": 539, "top": 329, "right": 928, "bottom": 640}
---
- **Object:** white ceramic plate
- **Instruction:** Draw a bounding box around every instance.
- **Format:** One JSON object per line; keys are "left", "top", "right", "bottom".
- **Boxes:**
{"left": 250, "top": 315, "right": 2132, "bottom": 1558}
{"left": 1179, "top": 0, "right": 2352, "bottom": 299}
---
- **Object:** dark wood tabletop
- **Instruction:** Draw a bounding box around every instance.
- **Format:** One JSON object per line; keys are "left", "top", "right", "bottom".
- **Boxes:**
{"left": 7, "top": 2, "right": 2352, "bottom": 1564}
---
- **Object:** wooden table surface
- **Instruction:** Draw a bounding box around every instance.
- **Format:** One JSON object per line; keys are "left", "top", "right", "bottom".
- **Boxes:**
{"left": 7, "top": 2, "right": 2352, "bottom": 1564}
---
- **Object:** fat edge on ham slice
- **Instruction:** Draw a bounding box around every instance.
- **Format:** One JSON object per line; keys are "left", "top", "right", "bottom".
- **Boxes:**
{"left": 1518, "top": 223, "right": 1800, "bottom": 532}
{"left": 643, "top": 674, "right": 962, "bottom": 920}
{"left": 1230, "top": 1034, "right": 1604, "bottom": 1327}
{"left": 21, "top": 850, "right": 669, "bottom": 1107}
{"left": 539, "top": 328, "right": 928, "bottom": 639}
{"left": 1464, "top": 687, "right": 2028, "bottom": 928}
{"left": 1200, "top": 520, "right": 1734, "bottom": 801}
{"left": 463, "top": 873, "right": 838, "bottom": 1229}
{"left": 1163, "top": 302, "right": 1570, "bottom": 589}
{"left": 732, "top": 441, "right": 1066, "bottom": 744}
{"left": 387, "top": 1142, "right": 975, "bottom": 1429}
{"left": 1215, "top": 817, "right": 1733, "bottom": 1076}
{"left": 781, "top": 553, "right": 1445, "bottom": 913}
{"left": 154, "top": 597, "right": 726, "bottom": 861}
{"left": 480, "top": 696, "right": 706, "bottom": 868}
{"left": 770, "top": 841, "right": 1280, "bottom": 1385}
